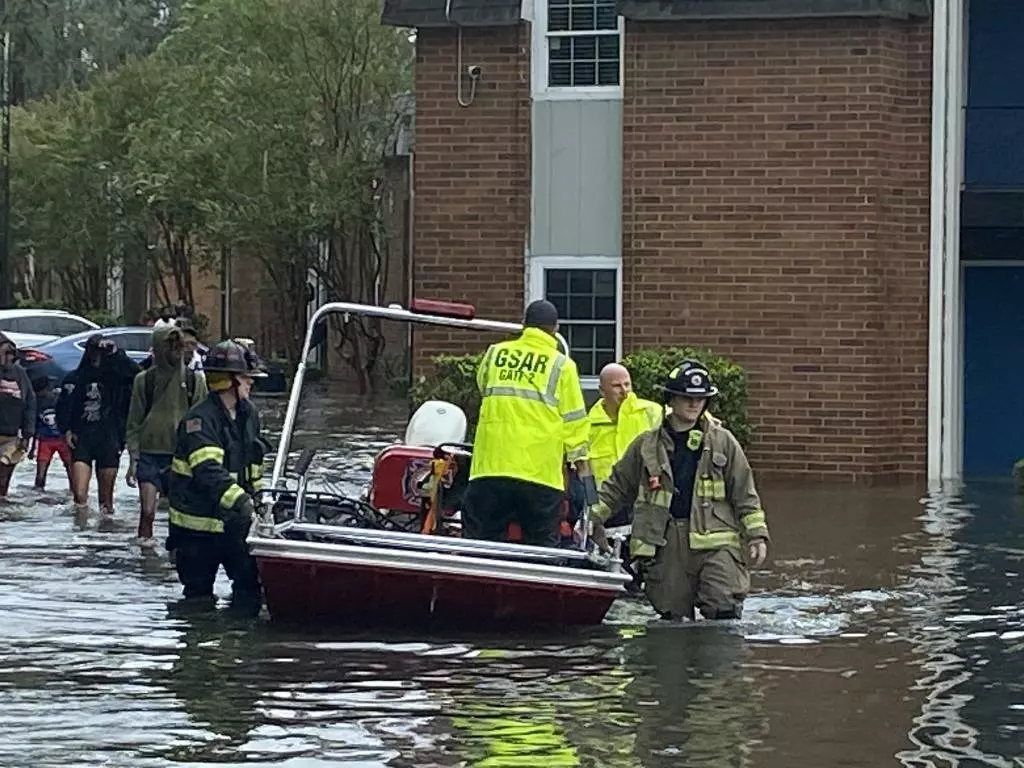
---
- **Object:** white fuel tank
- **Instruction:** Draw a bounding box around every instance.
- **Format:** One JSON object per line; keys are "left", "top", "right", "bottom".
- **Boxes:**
{"left": 404, "top": 400, "right": 468, "bottom": 447}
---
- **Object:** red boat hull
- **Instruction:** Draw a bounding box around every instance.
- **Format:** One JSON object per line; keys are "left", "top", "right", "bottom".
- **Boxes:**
{"left": 256, "top": 554, "right": 620, "bottom": 629}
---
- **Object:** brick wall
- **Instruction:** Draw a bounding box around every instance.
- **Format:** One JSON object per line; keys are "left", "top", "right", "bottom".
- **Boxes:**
{"left": 412, "top": 26, "right": 532, "bottom": 369}
{"left": 622, "top": 18, "right": 933, "bottom": 480}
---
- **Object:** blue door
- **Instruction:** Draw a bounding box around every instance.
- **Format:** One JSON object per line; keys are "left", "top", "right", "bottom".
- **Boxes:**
{"left": 963, "top": 265, "right": 1024, "bottom": 477}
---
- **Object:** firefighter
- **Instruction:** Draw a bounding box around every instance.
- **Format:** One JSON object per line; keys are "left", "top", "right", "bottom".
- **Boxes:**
{"left": 464, "top": 299, "right": 591, "bottom": 548}
{"left": 166, "top": 340, "right": 271, "bottom": 614}
{"left": 584, "top": 360, "right": 770, "bottom": 620}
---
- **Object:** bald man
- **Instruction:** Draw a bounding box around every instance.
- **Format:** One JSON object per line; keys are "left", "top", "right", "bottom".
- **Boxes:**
{"left": 583, "top": 363, "right": 663, "bottom": 527}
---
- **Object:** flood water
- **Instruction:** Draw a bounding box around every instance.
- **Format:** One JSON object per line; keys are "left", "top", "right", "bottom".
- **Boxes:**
{"left": 1, "top": 392, "right": 1023, "bottom": 767}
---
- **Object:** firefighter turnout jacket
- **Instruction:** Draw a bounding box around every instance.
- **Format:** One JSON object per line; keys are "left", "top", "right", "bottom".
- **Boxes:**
{"left": 168, "top": 393, "right": 269, "bottom": 536}
{"left": 470, "top": 327, "right": 589, "bottom": 491}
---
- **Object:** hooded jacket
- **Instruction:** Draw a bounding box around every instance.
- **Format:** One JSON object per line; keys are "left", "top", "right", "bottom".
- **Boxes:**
{"left": 125, "top": 324, "right": 208, "bottom": 459}
{"left": 0, "top": 332, "right": 36, "bottom": 438}
{"left": 57, "top": 337, "right": 140, "bottom": 441}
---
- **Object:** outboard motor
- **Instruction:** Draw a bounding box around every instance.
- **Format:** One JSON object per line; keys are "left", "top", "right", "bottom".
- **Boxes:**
{"left": 404, "top": 400, "right": 468, "bottom": 447}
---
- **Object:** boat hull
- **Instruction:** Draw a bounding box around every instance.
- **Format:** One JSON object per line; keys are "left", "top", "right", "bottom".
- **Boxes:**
{"left": 251, "top": 536, "right": 629, "bottom": 630}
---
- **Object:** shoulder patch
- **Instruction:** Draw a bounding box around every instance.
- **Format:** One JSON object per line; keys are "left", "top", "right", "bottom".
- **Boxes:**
{"left": 185, "top": 418, "right": 203, "bottom": 434}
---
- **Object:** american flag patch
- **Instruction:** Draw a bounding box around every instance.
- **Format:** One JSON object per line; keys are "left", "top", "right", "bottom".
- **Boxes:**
{"left": 185, "top": 418, "right": 202, "bottom": 434}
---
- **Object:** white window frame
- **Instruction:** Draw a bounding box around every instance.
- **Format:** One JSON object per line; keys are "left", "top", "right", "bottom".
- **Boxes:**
{"left": 527, "top": 255, "right": 623, "bottom": 389}
{"left": 531, "top": 0, "right": 624, "bottom": 102}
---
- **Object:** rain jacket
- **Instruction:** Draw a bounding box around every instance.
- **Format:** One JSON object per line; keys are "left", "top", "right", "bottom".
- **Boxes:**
{"left": 167, "top": 394, "right": 270, "bottom": 536}
{"left": 586, "top": 392, "right": 663, "bottom": 487}
{"left": 592, "top": 412, "right": 769, "bottom": 558}
{"left": 57, "top": 345, "right": 139, "bottom": 442}
{"left": 0, "top": 332, "right": 35, "bottom": 439}
{"left": 469, "top": 328, "right": 589, "bottom": 491}
{"left": 125, "top": 324, "right": 208, "bottom": 460}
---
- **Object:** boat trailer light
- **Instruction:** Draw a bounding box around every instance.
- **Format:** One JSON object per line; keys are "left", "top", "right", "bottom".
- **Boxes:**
{"left": 409, "top": 298, "right": 476, "bottom": 320}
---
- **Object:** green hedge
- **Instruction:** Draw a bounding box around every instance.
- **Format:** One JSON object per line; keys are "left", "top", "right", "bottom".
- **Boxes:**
{"left": 410, "top": 346, "right": 751, "bottom": 447}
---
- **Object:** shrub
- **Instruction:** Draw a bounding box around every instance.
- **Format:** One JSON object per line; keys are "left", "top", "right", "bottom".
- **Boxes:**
{"left": 621, "top": 346, "right": 751, "bottom": 447}
{"left": 410, "top": 353, "right": 484, "bottom": 436}
{"left": 410, "top": 346, "right": 751, "bottom": 447}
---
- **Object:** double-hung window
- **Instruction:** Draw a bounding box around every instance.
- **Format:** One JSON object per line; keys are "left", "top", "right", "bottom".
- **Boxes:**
{"left": 529, "top": 256, "right": 622, "bottom": 384}
{"left": 535, "top": 0, "right": 624, "bottom": 96}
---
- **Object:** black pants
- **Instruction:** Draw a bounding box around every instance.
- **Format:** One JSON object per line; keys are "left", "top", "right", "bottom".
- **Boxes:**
{"left": 463, "top": 477, "right": 565, "bottom": 548}
{"left": 172, "top": 521, "right": 262, "bottom": 609}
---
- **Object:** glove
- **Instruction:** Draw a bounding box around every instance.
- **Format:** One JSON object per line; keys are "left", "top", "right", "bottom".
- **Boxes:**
{"left": 226, "top": 494, "right": 256, "bottom": 527}
{"left": 573, "top": 515, "right": 610, "bottom": 553}
{"left": 747, "top": 538, "right": 769, "bottom": 567}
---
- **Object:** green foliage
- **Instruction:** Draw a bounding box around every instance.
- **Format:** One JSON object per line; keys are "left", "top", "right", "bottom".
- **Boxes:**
{"left": 11, "top": 0, "right": 413, "bottom": 361}
{"left": 80, "top": 309, "right": 123, "bottom": 328}
{"left": 410, "top": 348, "right": 752, "bottom": 447}
{"left": 410, "top": 354, "right": 484, "bottom": 437}
{"left": 622, "top": 347, "right": 752, "bottom": 447}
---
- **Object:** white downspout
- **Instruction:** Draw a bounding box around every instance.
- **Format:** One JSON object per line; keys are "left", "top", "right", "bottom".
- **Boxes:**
{"left": 927, "top": 0, "right": 950, "bottom": 486}
{"left": 943, "top": 0, "right": 965, "bottom": 481}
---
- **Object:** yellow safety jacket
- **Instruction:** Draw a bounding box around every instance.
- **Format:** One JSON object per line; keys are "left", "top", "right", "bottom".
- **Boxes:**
{"left": 470, "top": 327, "right": 589, "bottom": 491}
{"left": 587, "top": 392, "right": 663, "bottom": 487}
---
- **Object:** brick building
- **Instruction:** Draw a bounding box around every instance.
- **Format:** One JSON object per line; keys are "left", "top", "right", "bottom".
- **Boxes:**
{"left": 382, "top": 0, "right": 942, "bottom": 481}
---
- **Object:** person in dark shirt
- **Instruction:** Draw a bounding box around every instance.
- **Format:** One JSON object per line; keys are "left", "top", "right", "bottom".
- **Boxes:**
{"left": 0, "top": 332, "right": 36, "bottom": 498}
{"left": 29, "top": 377, "right": 72, "bottom": 491}
{"left": 57, "top": 335, "right": 140, "bottom": 514}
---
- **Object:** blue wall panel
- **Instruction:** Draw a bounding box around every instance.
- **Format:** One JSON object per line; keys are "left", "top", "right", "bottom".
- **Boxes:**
{"left": 965, "top": 0, "right": 1024, "bottom": 188}
{"left": 963, "top": 266, "right": 1024, "bottom": 477}
{"left": 964, "top": 110, "right": 1024, "bottom": 188}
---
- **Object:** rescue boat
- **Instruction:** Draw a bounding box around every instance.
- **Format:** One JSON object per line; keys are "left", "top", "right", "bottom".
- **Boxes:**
{"left": 248, "top": 299, "right": 632, "bottom": 630}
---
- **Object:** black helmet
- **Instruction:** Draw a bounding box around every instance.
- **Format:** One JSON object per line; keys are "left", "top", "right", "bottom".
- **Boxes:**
{"left": 658, "top": 359, "right": 719, "bottom": 398}
{"left": 204, "top": 340, "right": 267, "bottom": 377}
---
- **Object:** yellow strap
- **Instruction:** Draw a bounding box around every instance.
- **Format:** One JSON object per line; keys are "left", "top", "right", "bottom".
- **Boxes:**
{"left": 220, "top": 483, "right": 245, "bottom": 509}
{"left": 188, "top": 445, "right": 225, "bottom": 469}
{"left": 168, "top": 506, "right": 224, "bottom": 534}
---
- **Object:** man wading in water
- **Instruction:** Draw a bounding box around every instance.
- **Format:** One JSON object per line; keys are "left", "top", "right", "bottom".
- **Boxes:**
{"left": 58, "top": 335, "right": 140, "bottom": 514}
{"left": 125, "top": 323, "right": 207, "bottom": 548}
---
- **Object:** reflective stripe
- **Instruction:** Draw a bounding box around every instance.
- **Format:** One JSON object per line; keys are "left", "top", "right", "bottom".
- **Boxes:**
{"left": 591, "top": 501, "right": 611, "bottom": 523}
{"left": 689, "top": 529, "right": 740, "bottom": 550}
{"left": 741, "top": 509, "right": 767, "bottom": 530}
{"left": 188, "top": 446, "right": 225, "bottom": 468}
{"left": 562, "top": 408, "right": 587, "bottom": 423}
{"left": 169, "top": 506, "right": 224, "bottom": 534}
{"left": 251, "top": 477, "right": 264, "bottom": 491}
{"left": 630, "top": 538, "right": 657, "bottom": 558}
{"left": 220, "top": 483, "right": 245, "bottom": 508}
{"left": 696, "top": 478, "right": 725, "bottom": 499}
{"left": 648, "top": 489, "right": 673, "bottom": 507}
{"left": 171, "top": 458, "right": 192, "bottom": 476}
{"left": 229, "top": 471, "right": 238, "bottom": 480}
{"left": 565, "top": 445, "right": 589, "bottom": 462}
{"left": 480, "top": 385, "right": 557, "bottom": 407}
{"left": 712, "top": 479, "right": 726, "bottom": 500}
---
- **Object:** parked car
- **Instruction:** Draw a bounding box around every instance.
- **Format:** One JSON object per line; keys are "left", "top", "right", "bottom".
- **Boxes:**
{"left": 18, "top": 325, "right": 288, "bottom": 394}
{"left": 0, "top": 309, "right": 100, "bottom": 349}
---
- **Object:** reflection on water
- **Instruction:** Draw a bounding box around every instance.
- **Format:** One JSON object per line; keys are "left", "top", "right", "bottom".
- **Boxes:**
{"left": 0, "top": 390, "right": 1022, "bottom": 767}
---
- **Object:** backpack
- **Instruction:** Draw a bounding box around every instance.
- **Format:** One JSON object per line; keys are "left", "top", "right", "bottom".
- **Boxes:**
{"left": 143, "top": 367, "right": 198, "bottom": 418}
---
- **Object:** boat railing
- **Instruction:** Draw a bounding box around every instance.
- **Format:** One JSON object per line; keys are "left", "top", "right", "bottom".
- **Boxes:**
{"left": 270, "top": 300, "right": 569, "bottom": 490}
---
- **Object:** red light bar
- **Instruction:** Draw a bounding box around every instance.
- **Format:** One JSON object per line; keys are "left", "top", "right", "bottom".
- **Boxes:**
{"left": 409, "top": 299, "right": 476, "bottom": 320}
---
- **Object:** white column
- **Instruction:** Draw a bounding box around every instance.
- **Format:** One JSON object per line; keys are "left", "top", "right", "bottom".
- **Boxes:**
{"left": 927, "top": 0, "right": 966, "bottom": 487}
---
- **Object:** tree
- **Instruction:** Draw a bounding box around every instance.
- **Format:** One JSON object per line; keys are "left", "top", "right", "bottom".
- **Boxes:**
{"left": 132, "top": 0, "right": 412, "bottom": 377}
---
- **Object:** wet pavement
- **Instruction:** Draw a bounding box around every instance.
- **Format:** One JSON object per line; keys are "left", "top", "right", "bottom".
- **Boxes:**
{"left": 1, "top": 392, "right": 1023, "bottom": 767}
